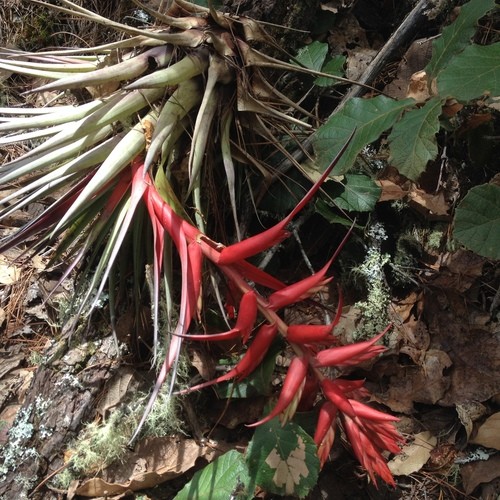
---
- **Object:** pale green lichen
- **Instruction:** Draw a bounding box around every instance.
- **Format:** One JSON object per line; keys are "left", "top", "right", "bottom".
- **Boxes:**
{"left": 52, "top": 382, "right": 186, "bottom": 488}
{"left": 0, "top": 396, "right": 50, "bottom": 480}
{"left": 353, "top": 223, "right": 391, "bottom": 339}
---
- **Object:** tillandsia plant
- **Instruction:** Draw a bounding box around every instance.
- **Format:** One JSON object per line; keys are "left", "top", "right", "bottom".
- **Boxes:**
{"left": 0, "top": 0, "right": 403, "bottom": 487}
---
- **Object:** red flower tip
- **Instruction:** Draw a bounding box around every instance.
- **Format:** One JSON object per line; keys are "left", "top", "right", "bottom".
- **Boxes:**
{"left": 314, "top": 327, "right": 389, "bottom": 368}
{"left": 247, "top": 354, "right": 309, "bottom": 428}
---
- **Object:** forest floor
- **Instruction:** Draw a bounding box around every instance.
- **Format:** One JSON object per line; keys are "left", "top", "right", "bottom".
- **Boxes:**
{"left": 0, "top": 1, "right": 499, "bottom": 499}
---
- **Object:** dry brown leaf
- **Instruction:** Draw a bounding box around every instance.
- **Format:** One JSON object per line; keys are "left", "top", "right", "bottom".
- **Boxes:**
{"left": 456, "top": 402, "right": 487, "bottom": 441}
{"left": 408, "top": 188, "right": 450, "bottom": 218}
{"left": 388, "top": 431, "right": 437, "bottom": 476}
{"left": 375, "top": 179, "right": 408, "bottom": 202}
{"left": 471, "top": 413, "right": 500, "bottom": 450}
{"left": 406, "top": 70, "right": 431, "bottom": 103}
{"left": 375, "top": 349, "right": 452, "bottom": 413}
{"left": 75, "top": 436, "right": 223, "bottom": 497}
{"left": 461, "top": 454, "right": 500, "bottom": 495}
{"left": 384, "top": 39, "right": 433, "bottom": 99}
{"left": 96, "top": 367, "right": 139, "bottom": 418}
{"left": 0, "top": 255, "right": 21, "bottom": 285}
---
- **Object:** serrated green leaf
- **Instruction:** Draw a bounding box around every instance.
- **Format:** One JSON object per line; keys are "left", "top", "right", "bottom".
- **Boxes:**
{"left": 294, "top": 41, "right": 329, "bottom": 72}
{"left": 175, "top": 450, "right": 251, "bottom": 500}
{"left": 315, "top": 55, "right": 346, "bottom": 87}
{"left": 437, "top": 43, "right": 500, "bottom": 101}
{"left": 313, "top": 96, "right": 414, "bottom": 174}
{"left": 426, "top": 0, "right": 496, "bottom": 79}
{"left": 321, "top": 175, "right": 381, "bottom": 212}
{"left": 246, "top": 419, "right": 319, "bottom": 498}
{"left": 453, "top": 183, "right": 500, "bottom": 259}
{"left": 388, "top": 96, "right": 442, "bottom": 180}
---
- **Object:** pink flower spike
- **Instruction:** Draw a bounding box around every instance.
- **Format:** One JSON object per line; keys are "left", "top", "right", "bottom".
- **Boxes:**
{"left": 181, "top": 323, "right": 278, "bottom": 393}
{"left": 342, "top": 415, "right": 397, "bottom": 487}
{"left": 268, "top": 257, "right": 334, "bottom": 311}
{"left": 314, "top": 401, "right": 338, "bottom": 446}
{"left": 217, "top": 221, "right": 290, "bottom": 265}
{"left": 247, "top": 354, "right": 309, "bottom": 427}
{"left": 216, "top": 131, "right": 356, "bottom": 266}
{"left": 177, "top": 290, "right": 258, "bottom": 343}
{"left": 314, "top": 328, "right": 389, "bottom": 368}
{"left": 321, "top": 379, "right": 356, "bottom": 418}
{"left": 362, "top": 423, "right": 403, "bottom": 455}
{"left": 348, "top": 400, "right": 399, "bottom": 422}
{"left": 233, "top": 260, "right": 286, "bottom": 291}
{"left": 286, "top": 324, "right": 334, "bottom": 344}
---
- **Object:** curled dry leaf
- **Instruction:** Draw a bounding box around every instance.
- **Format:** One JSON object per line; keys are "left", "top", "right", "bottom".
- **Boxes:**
{"left": 388, "top": 431, "right": 437, "bottom": 476}
{"left": 456, "top": 401, "right": 487, "bottom": 442}
{"left": 74, "top": 436, "right": 224, "bottom": 497}
{"left": 470, "top": 413, "right": 500, "bottom": 450}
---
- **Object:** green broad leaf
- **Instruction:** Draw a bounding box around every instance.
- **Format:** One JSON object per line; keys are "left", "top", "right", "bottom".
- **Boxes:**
{"left": 246, "top": 419, "right": 320, "bottom": 498}
{"left": 313, "top": 96, "right": 414, "bottom": 175}
{"left": 437, "top": 43, "right": 500, "bottom": 101}
{"left": 321, "top": 175, "right": 381, "bottom": 212}
{"left": 175, "top": 450, "right": 251, "bottom": 500}
{"left": 215, "top": 341, "right": 281, "bottom": 398}
{"left": 426, "top": 0, "right": 496, "bottom": 79}
{"left": 388, "top": 96, "right": 442, "bottom": 180}
{"left": 453, "top": 183, "right": 500, "bottom": 260}
{"left": 315, "top": 199, "right": 361, "bottom": 227}
{"left": 294, "top": 41, "right": 329, "bottom": 72}
{"left": 315, "top": 55, "right": 346, "bottom": 87}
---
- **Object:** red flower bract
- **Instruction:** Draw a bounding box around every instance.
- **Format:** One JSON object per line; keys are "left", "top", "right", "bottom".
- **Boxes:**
{"left": 129, "top": 132, "right": 402, "bottom": 487}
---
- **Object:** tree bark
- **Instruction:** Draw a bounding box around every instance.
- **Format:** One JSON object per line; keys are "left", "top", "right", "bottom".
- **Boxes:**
{"left": 0, "top": 339, "right": 118, "bottom": 499}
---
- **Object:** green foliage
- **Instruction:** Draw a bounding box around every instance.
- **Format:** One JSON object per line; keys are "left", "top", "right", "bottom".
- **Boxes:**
{"left": 453, "top": 184, "right": 500, "bottom": 260}
{"left": 310, "top": 0, "right": 499, "bottom": 262}
{"left": 437, "top": 43, "right": 500, "bottom": 101}
{"left": 426, "top": 0, "right": 496, "bottom": 79}
{"left": 175, "top": 450, "right": 251, "bottom": 500}
{"left": 176, "top": 419, "right": 319, "bottom": 499}
{"left": 388, "top": 97, "right": 442, "bottom": 180}
{"left": 313, "top": 96, "right": 414, "bottom": 174}
{"left": 294, "top": 41, "right": 329, "bottom": 71}
{"left": 246, "top": 419, "right": 320, "bottom": 498}
{"left": 294, "top": 40, "right": 346, "bottom": 87}
{"left": 315, "top": 55, "right": 346, "bottom": 87}
{"left": 322, "top": 174, "right": 381, "bottom": 212}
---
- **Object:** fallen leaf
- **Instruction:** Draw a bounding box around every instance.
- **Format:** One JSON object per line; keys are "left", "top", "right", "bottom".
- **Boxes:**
{"left": 75, "top": 436, "right": 225, "bottom": 497}
{"left": 471, "top": 413, "right": 500, "bottom": 450}
{"left": 388, "top": 431, "right": 437, "bottom": 476}
{"left": 96, "top": 367, "right": 140, "bottom": 418}
{"left": 408, "top": 188, "right": 450, "bottom": 218}
{"left": 461, "top": 454, "right": 500, "bottom": 495}
{"left": 0, "top": 256, "right": 21, "bottom": 285}
{"left": 375, "top": 179, "right": 408, "bottom": 202}
{"left": 376, "top": 349, "right": 452, "bottom": 413}
{"left": 384, "top": 39, "right": 433, "bottom": 100}
{"left": 406, "top": 70, "right": 431, "bottom": 103}
{"left": 456, "top": 402, "right": 487, "bottom": 441}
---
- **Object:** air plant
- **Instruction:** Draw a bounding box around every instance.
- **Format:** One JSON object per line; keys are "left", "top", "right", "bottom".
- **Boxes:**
{"left": 0, "top": 0, "right": 402, "bottom": 487}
